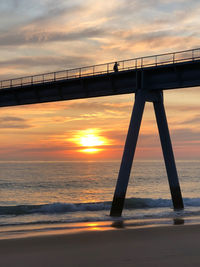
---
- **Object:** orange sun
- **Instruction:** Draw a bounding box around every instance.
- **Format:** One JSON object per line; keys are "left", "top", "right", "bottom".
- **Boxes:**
{"left": 69, "top": 129, "right": 109, "bottom": 153}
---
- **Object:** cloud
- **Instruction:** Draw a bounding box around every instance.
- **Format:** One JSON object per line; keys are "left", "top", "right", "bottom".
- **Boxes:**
{"left": 171, "top": 128, "right": 200, "bottom": 143}
{"left": 24, "top": 3, "right": 85, "bottom": 28}
{"left": 64, "top": 100, "right": 132, "bottom": 113}
{"left": 0, "top": 116, "right": 32, "bottom": 129}
{"left": 0, "top": 55, "right": 95, "bottom": 71}
{"left": 0, "top": 27, "right": 107, "bottom": 47}
{"left": 177, "top": 114, "right": 200, "bottom": 125}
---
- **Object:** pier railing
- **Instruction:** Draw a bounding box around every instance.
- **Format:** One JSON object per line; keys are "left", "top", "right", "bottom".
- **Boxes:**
{"left": 1, "top": 48, "right": 200, "bottom": 89}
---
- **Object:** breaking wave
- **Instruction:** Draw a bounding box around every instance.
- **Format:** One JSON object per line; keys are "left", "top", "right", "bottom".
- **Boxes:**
{"left": 0, "top": 197, "right": 200, "bottom": 216}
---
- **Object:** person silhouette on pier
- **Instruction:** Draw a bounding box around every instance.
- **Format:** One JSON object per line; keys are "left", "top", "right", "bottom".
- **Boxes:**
{"left": 113, "top": 62, "right": 119, "bottom": 72}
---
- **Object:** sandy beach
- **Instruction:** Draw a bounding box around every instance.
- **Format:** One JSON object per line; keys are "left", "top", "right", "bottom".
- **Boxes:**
{"left": 0, "top": 224, "right": 199, "bottom": 267}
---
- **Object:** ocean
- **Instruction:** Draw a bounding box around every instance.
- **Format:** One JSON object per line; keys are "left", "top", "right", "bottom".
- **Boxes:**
{"left": 0, "top": 160, "right": 200, "bottom": 238}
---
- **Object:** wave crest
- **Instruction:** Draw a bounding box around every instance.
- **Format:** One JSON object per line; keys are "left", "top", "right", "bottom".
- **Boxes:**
{"left": 0, "top": 197, "right": 200, "bottom": 216}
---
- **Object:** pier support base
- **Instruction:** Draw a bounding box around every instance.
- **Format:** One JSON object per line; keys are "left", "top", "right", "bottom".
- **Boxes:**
{"left": 110, "top": 90, "right": 183, "bottom": 217}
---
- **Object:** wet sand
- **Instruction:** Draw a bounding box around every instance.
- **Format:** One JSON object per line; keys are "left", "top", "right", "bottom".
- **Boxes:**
{"left": 0, "top": 224, "right": 200, "bottom": 267}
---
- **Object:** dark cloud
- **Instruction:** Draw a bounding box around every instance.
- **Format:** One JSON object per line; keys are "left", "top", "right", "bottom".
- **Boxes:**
{"left": 25, "top": 3, "right": 86, "bottom": 27}
{"left": 0, "top": 116, "right": 32, "bottom": 129}
{"left": 107, "top": 127, "right": 200, "bottom": 149}
{"left": 112, "top": 0, "right": 200, "bottom": 19}
{"left": 0, "top": 27, "right": 107, "bottom": 47}
{"left": 171, "top": 128, "right": 200, "bottom": 143}
{"left": 65, "top": 101, "right": 132, "bottom": 113}
{"left": 18, "top": 145, "right": 74, "bottom": 153}
{"left": 179, "top": 115, "right": 200, "bottom": 125}
{"left": 0, "top": 55, "right": 95, "bottom": 70}
{"left": 111, "top": 0, "right": 162, "bottom": 17}
{"left": 125, "top": 30, "right": 172, "bottom": 42}
{"left": 139, "top": 128, "right": 200, "bottom": 147}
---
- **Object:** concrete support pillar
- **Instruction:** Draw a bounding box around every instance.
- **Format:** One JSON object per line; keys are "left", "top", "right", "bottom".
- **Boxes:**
{"left": 110, "top": 89, "right": 183, "bottom": 217}
{"left": 110, "top": 90, "right": 145, "bottom": 217}
{"left": 153, "top": 92, "right": 184, "bottom": 209}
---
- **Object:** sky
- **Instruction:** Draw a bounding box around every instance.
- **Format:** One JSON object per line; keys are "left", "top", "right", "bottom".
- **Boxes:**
{"left": 0, "top": 0, "right": 200, "bottom": 161}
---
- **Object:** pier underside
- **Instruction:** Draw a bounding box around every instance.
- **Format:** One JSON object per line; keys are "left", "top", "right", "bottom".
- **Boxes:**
{"left": 0, "top": 59, "right": 200, "bottom": 108}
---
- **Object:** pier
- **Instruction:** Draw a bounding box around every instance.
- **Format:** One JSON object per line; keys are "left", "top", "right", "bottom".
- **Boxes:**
{"left": 1, "top": 48, "right": 200, "bottom": 216}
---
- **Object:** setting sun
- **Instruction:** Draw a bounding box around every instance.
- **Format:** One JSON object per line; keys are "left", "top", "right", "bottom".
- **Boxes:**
{"left": 79, "top": 131, "right": 105, "bottom": 147}
{"left": 69, "top": 129, "right": 109, "bottom": 154}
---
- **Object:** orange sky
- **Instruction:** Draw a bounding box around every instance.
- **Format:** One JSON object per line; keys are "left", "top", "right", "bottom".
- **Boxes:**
{"left": 0, "top": 87, "right": 199, "bottom": 161}
{"left": 0, "top": 0, "right": 200, "bottom": 161}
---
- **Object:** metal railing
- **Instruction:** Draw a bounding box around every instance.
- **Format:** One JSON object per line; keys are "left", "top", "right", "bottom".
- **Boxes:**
{"left": 1, "top": 48, "right": 200, "bottom": 89}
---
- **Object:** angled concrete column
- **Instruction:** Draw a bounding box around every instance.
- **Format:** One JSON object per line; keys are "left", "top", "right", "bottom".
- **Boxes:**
{"left": 110, "top": 90, "right": 145, "bottom": 217}
{"left": 153, "top": 92, "right": 184, "bottom": 210}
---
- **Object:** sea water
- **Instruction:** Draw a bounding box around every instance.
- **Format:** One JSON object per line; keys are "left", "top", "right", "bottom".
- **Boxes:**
{"left": 0, "top": 160, "right": 200, "bottom": 238}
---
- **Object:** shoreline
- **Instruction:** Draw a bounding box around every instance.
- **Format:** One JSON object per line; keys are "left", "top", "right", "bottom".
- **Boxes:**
{"left": 1, "top": 214, "right": 200, "bottom": 240}
{"left": 0, "top": 224, "right": 200, "bottom": 266}
{"left": 0, "top": 216, "right": 185, "bottom": 240}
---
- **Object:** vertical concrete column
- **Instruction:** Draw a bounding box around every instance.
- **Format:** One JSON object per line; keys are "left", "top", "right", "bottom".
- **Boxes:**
{"left": 153, "top": 92, "right": 184, "bottom": 210}
{"left": 110, "top": 90, "right": 145, "bottom": 217}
